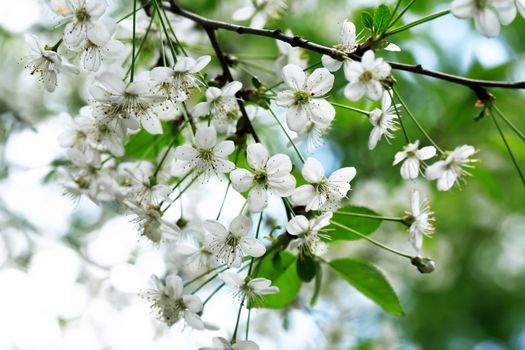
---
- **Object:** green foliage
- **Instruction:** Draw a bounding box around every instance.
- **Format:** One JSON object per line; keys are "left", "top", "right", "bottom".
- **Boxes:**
{"left": 326, "top": 205, "right": 383, "bottom": 240}
{"left": 125, "top": 123, "right": 181, "bottom": 161}
{"left": 361, "top": 12, "right": 373, "bottom": 30}
{"left": 373, "top": 4, "right": 392, "bottom": 35}
{"left": 253, "top": 251, "right": 302, "bottom": 309}
{"left": 296, "top": 253, "right": 317, "bottom": 282}
{"left": 329, "top": 258, "right": 404, "bottom": 316}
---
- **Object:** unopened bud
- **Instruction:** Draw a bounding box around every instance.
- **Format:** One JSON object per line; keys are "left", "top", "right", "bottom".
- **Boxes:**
{"left": 411, "top": 256, "right": 436, "bottom": 274}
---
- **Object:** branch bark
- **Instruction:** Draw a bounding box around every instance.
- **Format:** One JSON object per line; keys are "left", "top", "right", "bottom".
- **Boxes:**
{"left": 167, "top": 1, "right": 525, "bottom": 94}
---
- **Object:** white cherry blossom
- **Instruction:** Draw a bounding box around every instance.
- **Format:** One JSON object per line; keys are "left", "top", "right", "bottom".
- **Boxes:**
{"left": 322, "top": 20, "right": 358, "bottom": 72}
{"left": 405, "top": 190, "right": 434, "bottom": 253}
{"left": 425, "top": 144, "right": 478, "bottom": 191}
{"left": 275, "top": 29, "right": 308, "bottom": 70}
{"left": 90, "top": 72, "right": 165, "bottom": 134}
{"left": 219, "top": 271, "right": 279, "bottom": 303}
{"left": 80, "top": 32, "right": 125, "bottom": 72}
{"left": 344, "top": 50, "right": 391, "bottom": 101}
{"left": 233, "top": 0, "right": 287, "bottom": 29}
{"left": 25, "top": 34, "right": 79, "bottom": 92}
{"left": 230, "top": 143, "right": 296, "bottom": 212}
{"left": 291, "top": 157, "right": 356, "bottom": 211}
{"left": 451, "top": 0, "right": 516, "bottom": 37}
{"left": 276, "top": 64, "right": 336, "bottom": 133}
{"left": 286, "top": 213, "right": 332, "bottom": 255}
{"left": 204, "top": 215, "right": 265, "bottom": 267}
{"left": 51, "top": 0, "right": 110, "bottom": 50}
{"left": 174, "top": 125, "right": 235, "bottom": 178}
{"left": 200, "top": 337, "right": 259, "bottom": 350}
{"left": 143, "top": 274, "right": 205, "bottom": 329}
{"left": 193, "top": 82, "right": 242, "bottom": 133}
{"left": 368, "top": 92, "right": 399, "bottom": 150}
{"left": 125, "top": 200, "right": 181, "bottom": 243}
{"left": 393, "top": 140, "right": 436, "bottom": 180}
{"left": 151, "top": 55, "right": 211, "bottom": 104}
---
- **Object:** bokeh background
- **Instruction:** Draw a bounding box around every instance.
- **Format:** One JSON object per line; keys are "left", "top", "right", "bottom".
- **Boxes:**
{"left": 0, "top": 0, "right": 524, "bottom": 349}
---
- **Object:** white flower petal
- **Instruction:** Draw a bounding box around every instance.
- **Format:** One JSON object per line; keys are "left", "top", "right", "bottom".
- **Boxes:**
{"left": 247, "top": 143, "right": 269, "bottom": 171}
{"left": 302, "top": 157, "right": 325, "bottom": 183}
{"left": 230, "top": 169, "right": 255, "bottom": 192}
{"left": 282, "top": 64, "right": 306, "bottom": 90}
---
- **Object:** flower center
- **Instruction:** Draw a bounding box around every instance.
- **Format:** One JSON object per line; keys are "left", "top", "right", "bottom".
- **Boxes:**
{"left": 75, "top": 8, "right": 90, "bottom": 22}
{"left": 360, "top": 70, "right": 374, "bottom": 82}
{"left": 225, "top": 233, "right": 241, "bottom": 248}
{"left": 474, "top": 0, "right": 488, "bottom": 9}
{"left": 199, "top": 149, "right": 214, "bottom": 162}
{"left": 294, "top": 90, "right": 311, "bottom": 104}
{"left": 255, "top": 172, "right": 268, "bottom": 186}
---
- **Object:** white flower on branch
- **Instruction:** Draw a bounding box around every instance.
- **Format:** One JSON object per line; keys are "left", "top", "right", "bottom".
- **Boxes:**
{"left": 450, "top": 0, "right": 516, "bottom": 37}
{"left": 276, "top": 64, "right": 336, "bottom": 133}
{"left": 425, "top": 144, "right": 478, "bottom": 191}
{"left": 368, "top": 92, "right": 399, "bottom": 150}
{"left": 232, "top": 0, "right": 287, "bottom": 29}
{"left": 344, "top": 50, "right": 391, "bottom": 101}
{"left": 90, "top": 72, "right": 165, "bottom": 134}
{"left": 405, "top": 190, "right": 435, "bottom": 253}
{"left": 193, "top": 82, "right": 242, "bottom": 133}
{"left": 294, "top": 120, "right": 331, "bottom": 152}
{"left": 75, "top": 106, "right": 127, "bottom": 156}
{"left": 291, "top": 157, "right": 356, "bottom": 211}
{"left": 275, "top": 29, "right": 308, "bottom": 70}
{"left": 24, "top": 35, "right": 79, "bottom": 92}
{"left": 51, "top": 0, "right": 110, "bottom": 50}
{"left": 219, "top": 271, "right": 279, "bottom": 304}
{"left": 393, "top": 140, "right": 436, "bottom": 180}
{"left": 286, "top": 213, "right": 332, "bottom": 255}
{"left": 174, "top": 125, "right": 235, "bottom": 178}
{"left": 143, "top": 274, "right": 205, "bottom": 329}
{"left": 204, "top": 215, "right": 265, "bottom": 268}
{"left": 322, "top": 20, "right": 358, "bottom": 72}
{"left": 200, "top": 337, "right": 260, "bottom": 350}
{"left": 151, "top": 55, "right": 211, "bottom": 104}
{"left": 79, "top": 23, "right": 125, "bottom": 72}
{"left": 230, "top": 143, "right": 296, "bottom": 213}
{"left": 125, "top": 200, "right": 181, "bottom": 243}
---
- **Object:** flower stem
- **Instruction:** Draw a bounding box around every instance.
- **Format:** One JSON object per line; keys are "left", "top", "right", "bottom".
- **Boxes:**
{"left": 231, "top": 296, "right": 246, "bottom": 344}
{"left": 387, "top": 89, "right": 410, "bottom": 143}
{"left": 203, "top": 282, "right": 225, "bottom": 305}
{"left": 393, "top": 88, "right": 443, "bottom": 154}
{"left": 330, "top": 101, "right": 370, "bottom": 116}
{"left": 184, "top": 264, "right": 226, "bottom": 288}
{"left": 490, "top": 110, "right": 525, "bottom": 186}
{"left": 191, "top": 266, "right": 229, "bottom": 294}
{"left": 152, "top": 121, "right": 188, "bottom": 179}
{"left": 130, "top": 0, "right": 137, "bottom": 82}
{"left": 388, "top": 0, "right": 417, "bottom": 28}
{"left": 492, "top": 105, "right": 525, "bottom": 143}
{"left": 245, "top": 307, "right": 252, "bottom": 340}
{"left": 384, "top": 10, "right": 450, "bottom": 37}
{"left": 217, "top": 149, "right": 241, "bottom": 220}
{"left": 117, "top": 0, "right": 150, "bottom": 23}
{"left": 125, "top": 12, "right": 155, "bottom": 79}
{"left": 335, "top": 211, "right": 405, "bottom": 222}
{"left": 152, "top": 0, "right": 178, "bottom": 62}
{"left": 330, "top": 221, "right": 413, "bottom": 259}
{"left": 265, "top": 102, "right": 306, "bottom": 164}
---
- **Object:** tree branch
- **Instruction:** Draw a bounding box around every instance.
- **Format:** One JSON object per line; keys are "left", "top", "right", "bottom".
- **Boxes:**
{"left": 203, "top": 27, "right": 260, "bottom": 143}
{"left": 167, "top": 1, "right": 525, "bottom": 94}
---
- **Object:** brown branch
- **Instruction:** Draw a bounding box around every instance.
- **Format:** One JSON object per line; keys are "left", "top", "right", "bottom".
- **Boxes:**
{"left": 203, "top": 27, "right": 260, "bottom": 143}
{"left": 167, "top": 1, "right": 525, "bottom": 94}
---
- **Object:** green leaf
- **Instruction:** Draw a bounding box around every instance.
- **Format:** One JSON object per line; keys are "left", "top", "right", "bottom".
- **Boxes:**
{"left": 125, "top": 123, "right": 178, "bottom": 161}
{"left": 253, "top": 251, "right": 302, "bottom": 309}
{"left": 296, "top": 254, "right": 316, "bottom": 282}
{"left": 310, "top": 261, "right": 322, "bottom": 306}
{"left": 325, "top": 205, "right": 382, "bottom": 241}
{"left": 329, "top": 258, "right": 404, "bottom": 316}
{"left": 361, "top": 12, "right": 374, "bottom": 30}
{"left": 373, "top": 4, "right": 392, "bottom": 35}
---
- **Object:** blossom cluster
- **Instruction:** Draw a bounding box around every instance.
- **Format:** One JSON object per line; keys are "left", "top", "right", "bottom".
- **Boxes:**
{"left": 21, "top": 0, "right": 497, "bottom": 347}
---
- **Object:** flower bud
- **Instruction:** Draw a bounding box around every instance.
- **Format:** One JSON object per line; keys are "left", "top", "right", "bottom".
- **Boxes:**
{"left": 411, "top": 256, "right": 436, "bottom": 274}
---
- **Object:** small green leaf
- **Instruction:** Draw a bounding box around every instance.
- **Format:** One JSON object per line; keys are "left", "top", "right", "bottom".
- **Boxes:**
{"left": 253, "top": 251, "right": 302, "bottom": 309}
{"left": 310, "top": 261, "right": 322, "bottom": 306}
{"left": 361, "top": 12, "right": 374, "bottom": 30}
{"left": 329, "top": 258, "right": 404, "bottom": 316}
{"left": 296, "top": 254, "right": 316, "bottom": 282}
{"left": 325, "top": 205, "right": 382, "bottom": 241}
{"left": 373, "top": 4, "right": 392, "bottom": 35}
{"left": 251, "top": 76, "right": 262, "bottom": 89}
